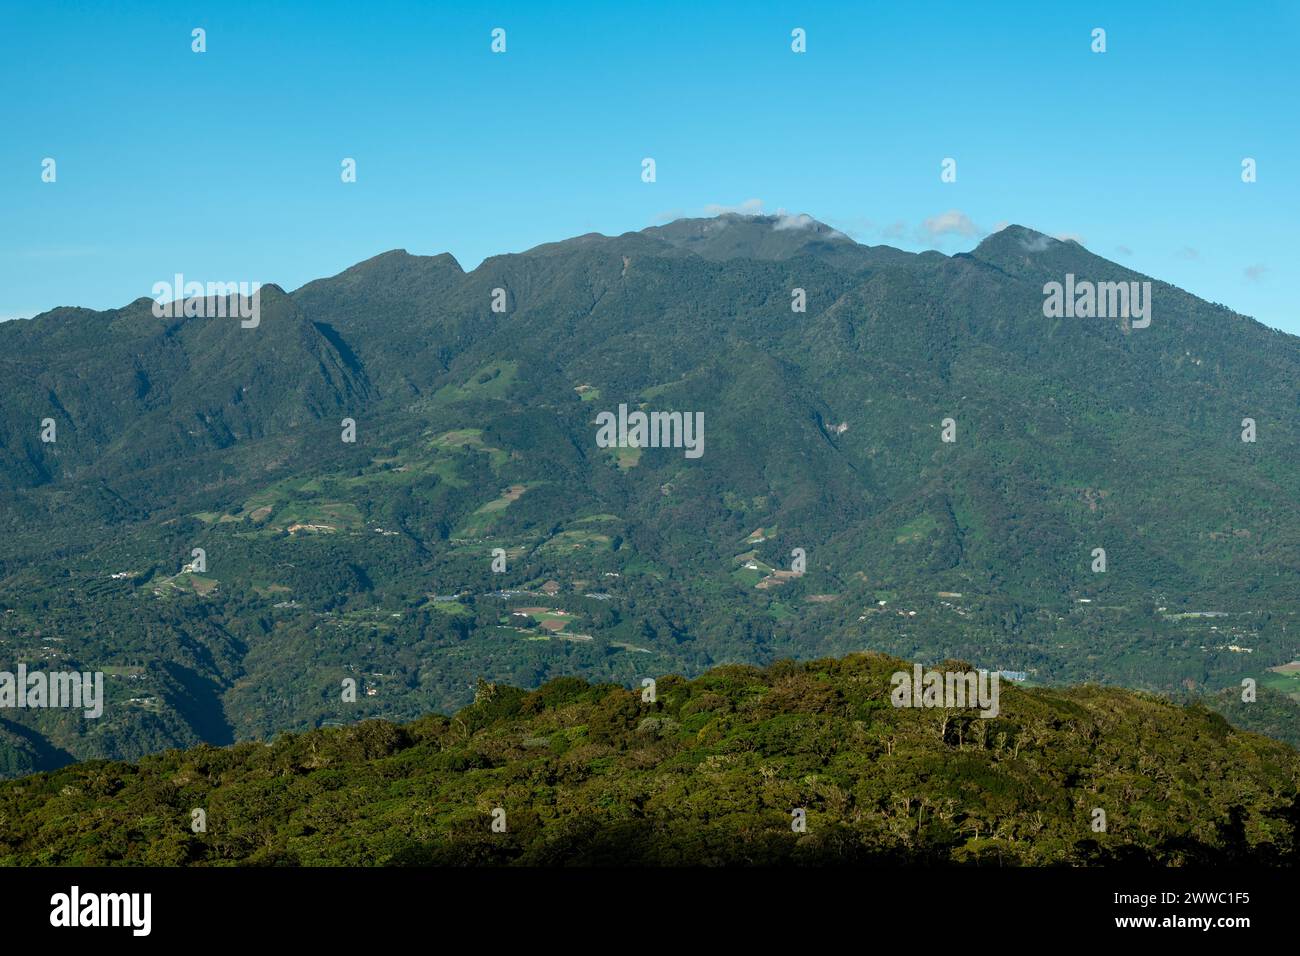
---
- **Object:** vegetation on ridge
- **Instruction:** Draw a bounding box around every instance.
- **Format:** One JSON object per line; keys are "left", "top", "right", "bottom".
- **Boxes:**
{"left": 2, "top": 653, "right": 1296, "bottom": 866}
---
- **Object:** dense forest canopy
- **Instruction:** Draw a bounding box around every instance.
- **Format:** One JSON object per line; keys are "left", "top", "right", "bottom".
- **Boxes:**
{"left": 2, "top": 653, "right": 1296, "bottom": 866}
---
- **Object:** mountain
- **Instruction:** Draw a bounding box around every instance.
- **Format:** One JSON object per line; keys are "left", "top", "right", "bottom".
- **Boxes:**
{"left": 1, "top": 213, "right": 1298, "bottom": 776}
{"left": 0, "top": 286, "right": 374, "bottom": 489}
{"left": 2, "top": 653, "right": 1295, "bottom": 865}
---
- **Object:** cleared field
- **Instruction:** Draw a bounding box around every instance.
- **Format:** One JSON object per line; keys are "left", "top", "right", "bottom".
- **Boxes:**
{"left": 1261, "top": 664, "right": 1300, "bottom": 700}
{"left": 429, "top": 428, "right": 509, "bottom": 469}
{"left": 540, "top": 529, "right": 614, "bottom": 553}
{"left": 612, "top": 446, "right": 641, "bottom": 470}
{"left": 429, "top": 600, "right": 472, "bottom": 617}
{"left": 456, "top": 484, "right": 531, "bottom": 536}
{"left": 154, "top": 572, "right": 219, "bottom": 598}
{"left": 425, "top": 361, "right": 519, "bottom": 407}
{"left": 731, "top": 551, "right": 778, "bottom": 589}
{"left": 894, "top": 513, "right": 939, "bottom": 544}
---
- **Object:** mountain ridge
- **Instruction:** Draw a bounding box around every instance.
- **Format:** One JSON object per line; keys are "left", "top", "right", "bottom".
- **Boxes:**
{"left": 0, "top": 212, "right": 1297, "bottom": 778}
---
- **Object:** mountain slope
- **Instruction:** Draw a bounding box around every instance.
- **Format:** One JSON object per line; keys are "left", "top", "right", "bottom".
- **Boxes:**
{"left": 0, "top": 286, "right": 375, "bottom": 492}
{"left": 0, "top": 213, "right": 1297, "bottom": 774}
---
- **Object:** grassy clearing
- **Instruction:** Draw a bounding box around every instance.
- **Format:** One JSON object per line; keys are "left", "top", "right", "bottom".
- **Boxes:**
{"left": 154, "top": 572, "right": 219, "bottom": 597}
{"left": 1261, "top": 664, "right": 1300, "bottom": 701}
{"left": 894, "top": 513, "right": 938, "bottom": 544}
{"left": 196, "top": 446, "right": 474, "bottom": 531}
{"left": 429, "top": 428, "right": 509, "bottom": 469}
{"left": 541, "top": 530, "right": 614, "bottom": 554}
{"left": 251, "top": 583, "right": 291, "bottom": 597}
{"left": 612, "top": 446, "right": 641, "bottom": 470}
{"left": 510, "top": 608, "right": 578, "bottom": 632}
{"left": 430, "top": 600, "right": 473, "bottom": 617}
{"left": 456, "top": 484, "right": 531, "bottom": 536}
{"left": 640, "top": 381, "right": 678, "bottom": 400}
{"left": 732, "top": 552, "right": 778, "bottom": 589}
{"left": 278, "top": 501, "right": 363, "bottom": 532}
{"left": 426, "top": 361, "right": 518, "bottom": 407}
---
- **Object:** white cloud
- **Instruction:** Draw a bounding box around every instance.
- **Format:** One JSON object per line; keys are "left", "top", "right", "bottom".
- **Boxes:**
{"left": 919, "top": 209, "right": 982, "bottom": 241}
{"left": 695, "top": 202, "right": 847, "bottom": 238}
{"left": 773, "top": 212, "right": 816, "bottom": 231}
{"left": 1019, "top": 234, "right": 1055, "bottom": 252}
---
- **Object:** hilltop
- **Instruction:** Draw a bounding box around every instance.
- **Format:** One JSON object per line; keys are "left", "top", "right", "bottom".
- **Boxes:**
{"left": 1, "top": 653, "right": 1296, "bottom": 866}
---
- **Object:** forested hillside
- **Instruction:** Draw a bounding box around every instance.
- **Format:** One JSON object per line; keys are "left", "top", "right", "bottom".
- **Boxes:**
{"left": 1, "top": 654, "right": 1295, "bottom": 866}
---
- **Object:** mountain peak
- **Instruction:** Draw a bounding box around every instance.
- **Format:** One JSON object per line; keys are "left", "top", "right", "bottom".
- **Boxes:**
{"left": 648, "top": 211, "right": 847, "bottom": 240}
{"left": 342, "top": 248, "right": 464, "bottom": 275}
{"left": 640, "top": 212, "right": 858, "bottom": 262}
{"left": 975, "top": 224, "right": 1060, "bottom": 254}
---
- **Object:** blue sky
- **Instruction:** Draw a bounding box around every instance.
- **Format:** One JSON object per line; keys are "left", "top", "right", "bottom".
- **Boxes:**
{"left": 2, "top": 0, "right": 1296, "bottom": 331}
